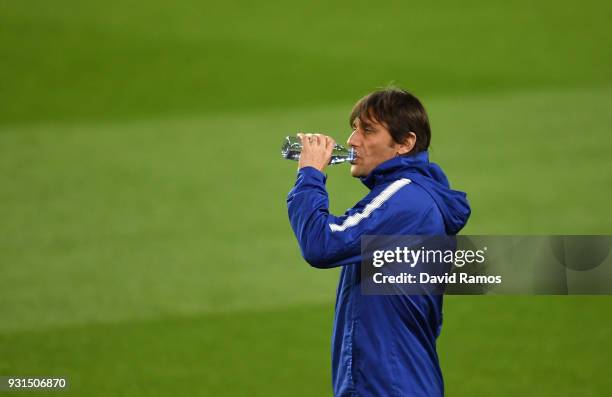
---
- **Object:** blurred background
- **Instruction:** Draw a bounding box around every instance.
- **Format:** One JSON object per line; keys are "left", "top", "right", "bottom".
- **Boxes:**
{"left": 1, "top": 0, "right": 611, "bottom": 395}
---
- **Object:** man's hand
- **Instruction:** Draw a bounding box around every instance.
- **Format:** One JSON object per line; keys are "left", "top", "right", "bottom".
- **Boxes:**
{"left": 297, "top": 133, "right": 335, "bottom": 173}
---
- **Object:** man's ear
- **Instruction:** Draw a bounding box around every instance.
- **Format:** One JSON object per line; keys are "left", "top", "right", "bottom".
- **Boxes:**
{"left": 397, "top": 132, "right": 417, "bottom": 155}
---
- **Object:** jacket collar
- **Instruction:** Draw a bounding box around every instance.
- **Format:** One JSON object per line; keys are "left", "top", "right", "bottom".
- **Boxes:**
{"left": 360, "top": 151, "right": 430, "bottom": 190}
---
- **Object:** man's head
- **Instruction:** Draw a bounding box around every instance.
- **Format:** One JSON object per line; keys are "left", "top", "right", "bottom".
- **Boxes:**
{"left": 347, "top": 88, "right": 431, "bottom": 177}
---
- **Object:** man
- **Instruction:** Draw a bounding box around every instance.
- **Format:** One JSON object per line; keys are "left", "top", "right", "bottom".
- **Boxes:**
{"left": 287, "top": 88, "right": 471, "bottom": 396}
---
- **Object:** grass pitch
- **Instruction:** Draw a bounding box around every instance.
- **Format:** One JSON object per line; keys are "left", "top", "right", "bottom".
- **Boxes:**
{"left": 1, "top": 0, "right": 611, "bottom": 395}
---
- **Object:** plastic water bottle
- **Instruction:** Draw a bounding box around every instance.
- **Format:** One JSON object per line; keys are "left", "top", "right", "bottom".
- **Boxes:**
{"left": 281, "top": 136, "right": 356, "bottom": 164}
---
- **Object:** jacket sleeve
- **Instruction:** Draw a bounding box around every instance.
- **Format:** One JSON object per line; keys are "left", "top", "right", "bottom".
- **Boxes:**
{"left": 287, "top": 166, "right": 418, "bottom": 269}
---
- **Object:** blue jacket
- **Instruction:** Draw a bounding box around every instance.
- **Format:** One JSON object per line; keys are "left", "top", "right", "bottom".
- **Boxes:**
{"left": 287, "top": 152, "right": 471, "bottom": 396}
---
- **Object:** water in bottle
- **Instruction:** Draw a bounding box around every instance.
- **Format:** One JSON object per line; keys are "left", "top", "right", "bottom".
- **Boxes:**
{"left": 281, "top": 135, "right": 356, "bottom": 164}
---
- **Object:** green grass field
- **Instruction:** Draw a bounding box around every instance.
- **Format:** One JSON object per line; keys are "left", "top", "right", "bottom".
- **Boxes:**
{"left": 1, "top": 0, "right": 611, "bottom": 395}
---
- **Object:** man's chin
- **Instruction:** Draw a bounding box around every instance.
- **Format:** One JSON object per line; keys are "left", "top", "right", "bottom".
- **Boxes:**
{"left": 350, "top": 165, "right": 366, "bottom": 178}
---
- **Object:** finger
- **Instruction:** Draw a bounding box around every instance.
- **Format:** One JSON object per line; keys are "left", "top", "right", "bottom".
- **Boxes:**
{"left": 325, "top": 138, "right": 335, "bottom": 157}
{"left": 298, "top": 133, "right": 310, "bottom": 148}
{"left": 309, "top": 133, "right": 320, "bottom": 146}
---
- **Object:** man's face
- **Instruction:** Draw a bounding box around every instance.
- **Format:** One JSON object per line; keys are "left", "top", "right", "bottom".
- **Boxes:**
{"left": 347, "top": 116, "right": 402, "bottom": 178}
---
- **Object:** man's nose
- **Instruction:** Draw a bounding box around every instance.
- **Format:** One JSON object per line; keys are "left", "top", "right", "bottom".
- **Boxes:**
{"left": 347, "top": 131, "right": 358, "bottom": 147}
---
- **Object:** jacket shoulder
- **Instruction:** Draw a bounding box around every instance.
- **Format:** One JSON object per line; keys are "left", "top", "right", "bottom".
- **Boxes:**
{"left": 380, "top": 178, "right": 444, "bottom": 233}
{"left": 372, "top": 178, "right": 437, "bottom": 214}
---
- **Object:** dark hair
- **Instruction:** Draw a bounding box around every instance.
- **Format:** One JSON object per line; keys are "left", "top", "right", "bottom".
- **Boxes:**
{"left": 349, "top": 87, "right": 431, "bottom": 154}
